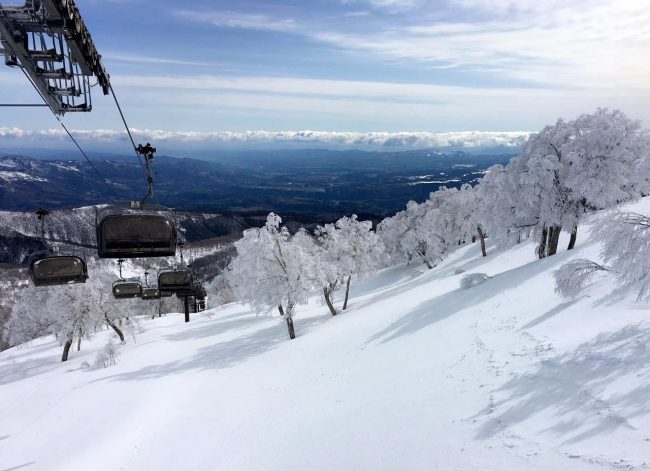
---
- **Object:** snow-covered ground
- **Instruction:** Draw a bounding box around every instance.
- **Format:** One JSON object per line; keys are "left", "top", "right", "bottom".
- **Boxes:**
{"left": 3, "top": 200, "right": 650, "bottom": 471}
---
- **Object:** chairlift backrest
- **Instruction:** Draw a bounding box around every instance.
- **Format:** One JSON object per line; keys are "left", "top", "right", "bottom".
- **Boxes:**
{"left": 112, "top": 281, "right": 142, "bottom": 299}
{"left": 29, "top": 254, "right": 88, "bottom": 287}
{"left": 158, "top": 269, "right": 193, "bottom": 292}
{"left": 97, "top": 213, "right": 177, "bottom": 259}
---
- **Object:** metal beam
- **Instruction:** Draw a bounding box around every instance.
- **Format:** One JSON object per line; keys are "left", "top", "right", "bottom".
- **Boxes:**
{"left": 0, "top": 20, "right": 65, "bottom": 113}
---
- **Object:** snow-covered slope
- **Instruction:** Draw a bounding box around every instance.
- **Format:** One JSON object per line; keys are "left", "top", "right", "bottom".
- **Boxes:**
{"left": 3, "top": 200, "right": 650, "bottom": 471}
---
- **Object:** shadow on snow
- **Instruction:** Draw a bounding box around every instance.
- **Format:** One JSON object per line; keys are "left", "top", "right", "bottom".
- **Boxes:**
{"left": 476, "top": 324, "right": 650, "bottom": 445}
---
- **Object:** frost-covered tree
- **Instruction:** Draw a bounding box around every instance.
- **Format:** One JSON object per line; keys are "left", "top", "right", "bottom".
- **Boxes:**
{"left": 7, "top": 282, "right": 103, "bottom": 361}
{"left": 229, "top": 213, "right": 320, "bottom": 339}
{"left": 377, "top": 207, "right": 416, "bottom": 266}
{"left": 440, "top": 184, "right": 486, "bottom": 256}
{"left": 460, "top": 273, "right": 491, "bottom": 289}
{"left": 4, "top": 259, "right": 138, "bottom": 360}
{"left": 553, "top": 259, "right": 609, "bottom": 299}
{"left": 511, "top": 109, "right": 650, "bottom": 258}
{"left": 379, "top": 185, "right": 485, "bottom": 268}
{"left": 554, "top": 211, "right": 650, "bottom": 301}
{"left": 597, "top": 212, "right": 650, "bottom": 300}
{"left": 476, "top": 158, "right": 542, "bottom": 253}
{"left": 316, "top": 215, "right": 382, "bottom": 314}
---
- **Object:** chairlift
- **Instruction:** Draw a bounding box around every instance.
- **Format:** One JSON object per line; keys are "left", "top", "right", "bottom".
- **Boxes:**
{"left": 158, "top": 268, "right": 194, "bottom": 293}
{"left": 29, "top": 250, "right": 88, "bottom": 287}
{"left": 112, "top": 279, "right": 143, "bottom": 299}
{"left": 97, "top": 205, "right": 177, "bottom": 258}
{"left": 112, "top": 258, "right": 142, "bottom": 299}
{"left": 141, "top": 287, "right": 161, "bottom": 300}
{"left": 27, "top": 209, "right": 89, "bottom": 287}
{"left": 95, "top": 144, "right": 177, "bottom": 259}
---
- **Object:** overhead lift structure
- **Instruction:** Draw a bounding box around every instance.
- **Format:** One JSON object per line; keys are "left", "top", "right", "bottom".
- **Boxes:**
{"left": 0, "top": 0, "right": 110, "bottom": 114}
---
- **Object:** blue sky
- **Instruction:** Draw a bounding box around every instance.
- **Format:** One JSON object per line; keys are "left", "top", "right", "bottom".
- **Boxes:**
{"left": 1, "top": 0, "right": 649, "bottom": 151}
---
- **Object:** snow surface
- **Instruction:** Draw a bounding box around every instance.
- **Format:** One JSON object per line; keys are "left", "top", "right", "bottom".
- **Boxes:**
{"left": 0, "top": 171, "right": 48, "bottom": 182}
{"left": 3, "top": 199, "right": 650, "bottom": 470}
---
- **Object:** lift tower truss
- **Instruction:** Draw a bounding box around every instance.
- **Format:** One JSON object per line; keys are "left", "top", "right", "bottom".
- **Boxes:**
{"left": 0, "top": 0, "right": 110, "bottom": 114}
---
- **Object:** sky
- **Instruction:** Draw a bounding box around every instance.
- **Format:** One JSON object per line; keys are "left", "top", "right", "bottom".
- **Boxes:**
{"left": 1, "top": 0, "right": 649, "bottom": 152}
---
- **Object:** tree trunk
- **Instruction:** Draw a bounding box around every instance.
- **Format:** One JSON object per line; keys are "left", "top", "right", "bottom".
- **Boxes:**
{"left": 342, "top": 276, "right": 352, "bottom": 310}
{"left": 323, "top": 287, "right": 337, "bottom": 316}
{"left": 285, "top": 303, "right": 297, "bottom": 339}
{"left": 547, "top": 225, "right": 561, "bottom": 256}
{"left": 61, "top": 337, "right": 73, "bottom": 362}
{"left": 105, "top": 314, "right": 125, "bottom": 342}
{"left": 184, "top": 296, "right": 190, "bottom": 323}
{"left": 537, "top": 226, "right": 548, "bottom": 259}
{"left": 286, "top": 316, "right": 296, "bottom": 340}
{"left": 567, "top": 226, "right": 578, "bottom": 250}
{"left": 278, "top": 304, "right": 285, "bottom": 316}
{"left": 477, "top": 226, "right": 487, "bottom": 257}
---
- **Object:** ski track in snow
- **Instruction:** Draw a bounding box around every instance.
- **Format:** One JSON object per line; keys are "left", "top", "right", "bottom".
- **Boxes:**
{"left": 4, "top": 199, "right": 650, "bottom": 469}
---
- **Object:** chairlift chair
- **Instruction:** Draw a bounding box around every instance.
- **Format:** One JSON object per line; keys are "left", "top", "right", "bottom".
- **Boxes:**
{"left": 141, "top": 287, "right": 161, "bottom": 300}
{"left": 26, "top": 210, "right": 89, "bottom": 287}
{"left": 112, "top": 279, "right": 142, "bottom": 299}
{"left": 96, "top": 203, "right": 177, "bottom": 259}
{"left": 96, "top": 144, "right": 177, "bottom": 259}
{"left": 158, "top": 268, "right": 194, "bottom": 293}
{"left": 28, "top": 249, "right": 88, "bottom": 287}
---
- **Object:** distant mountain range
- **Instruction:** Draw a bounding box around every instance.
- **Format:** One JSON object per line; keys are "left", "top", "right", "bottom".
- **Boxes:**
{"left": 0, "top": 148, "right": 514, "bottom": 266}
{"left": 0, "top": 148, "right": 513, "bottom": 216}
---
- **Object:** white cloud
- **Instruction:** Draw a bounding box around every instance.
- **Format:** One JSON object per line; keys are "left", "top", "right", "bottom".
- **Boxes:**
{"left": 175, "top": 10, "right": 297, "bottom": 33}
{"left": 102, "top": 52, "right": 215, "bottom": 68}
{"left": 0, "top": 127, "right": 531, "bottom": 150}
{"left": 112, "top": 73, "right": 574, "bottom": 101}
{"left": 176, "top": 1, "right": 650, "bottom": 91}
{"left": 341, "top": 0, "right": 424, "bottom": 12}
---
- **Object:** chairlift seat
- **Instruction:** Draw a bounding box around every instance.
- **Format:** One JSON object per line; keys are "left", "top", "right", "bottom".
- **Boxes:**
{"left": 141, "top": 287, "right": 161, "bottom": 300}
{"left": 97, "top": 210, "right": 177, "bottom": 259}
{"left": 112, "top": 280, "right": 142, "bottom": 299}
{"left": 158, "top": 269, "right": 193, "bottom": 293}
{"left": 29, "top": 254, "right": 88, "bottom": 287}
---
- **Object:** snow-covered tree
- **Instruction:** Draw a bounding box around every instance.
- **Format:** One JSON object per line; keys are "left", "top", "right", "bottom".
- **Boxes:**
{"left": 316, "top": 215, "right": 383, "bottom": 314}
{"left": 228, "top": 213, "right": 320, "bottom": 339}
{"left": 508, "top": 109, "right": 650, "bottom": 258}
{"left": 554, "top": 211, "right": 650, "bottom": 301}
{"left": 377, "top": 207, "right": 417, "bottom": 266}
{"left": 4, "top": 259, "right": 139, "bottom": 360}
{"left": 553, "top": 259, "right": 609, "bottom": 299}
{"left": 597, "top": 212, "right": 650, "bottom": 300}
